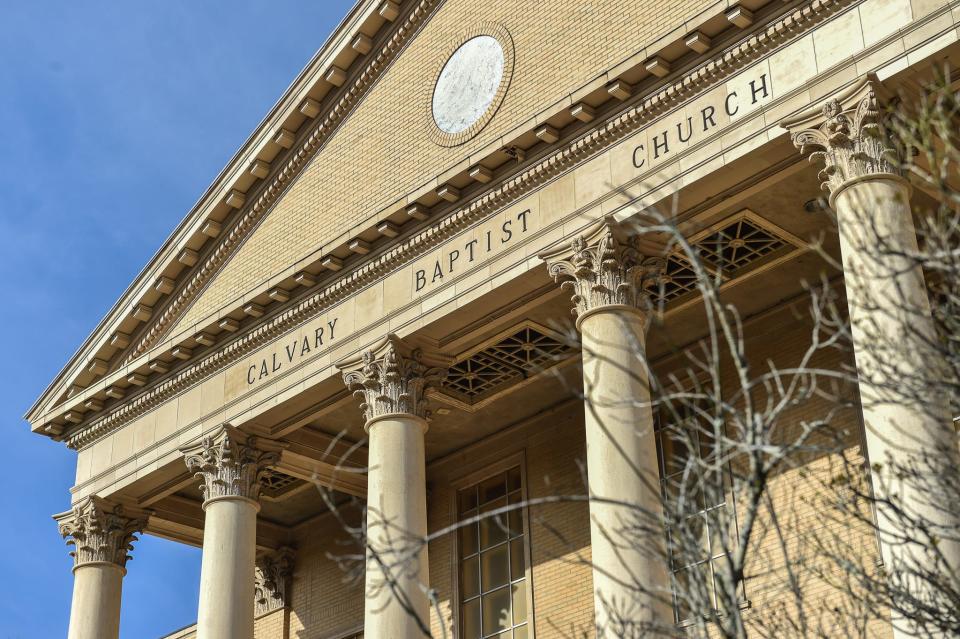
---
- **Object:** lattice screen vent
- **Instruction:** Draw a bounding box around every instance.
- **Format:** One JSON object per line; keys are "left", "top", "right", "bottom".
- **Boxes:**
{"left": 656, "top": 211, "right": 801, "bottom": 305}
{"left": 441, "top": 324, "right": 576, "bottom": 405}
{"left": 657, "top": 254, "right": 701, "bottom": 303}
{"left": 261, "top": 469, "right": 303, "bottom": 499}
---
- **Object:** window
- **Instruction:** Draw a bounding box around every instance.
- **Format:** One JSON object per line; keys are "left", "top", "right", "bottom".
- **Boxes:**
{"left": 457, "top": 466, "right": 530, "bottom": 639}
{"left": 656, "top": 403, "right": 741, "bottom": 623}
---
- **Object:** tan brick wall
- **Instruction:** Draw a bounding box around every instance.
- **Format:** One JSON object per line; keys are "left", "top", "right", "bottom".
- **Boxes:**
{"left": 173, "top": 0, "right": 710, "bottom": 332}
{"left": 287, "top": 508, "right": 366, "bottom": 638}
{"left": 525, "top": 409, "right": 595, "bottom": 638}
{"left": 426, "top": 404, "right": 595, "bottom": 638}
{"left": 711, "top": 303, "right": 892, "bottom": 638}
{"left": 255, "top": 609, "right": 288, "bottom": 639}
{"left": 427, "top": 471, "right": 457, "bottom": 637}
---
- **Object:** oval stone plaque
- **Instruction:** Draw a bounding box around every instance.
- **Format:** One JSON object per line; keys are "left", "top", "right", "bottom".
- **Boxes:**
{"left": 432, "top": 35, "right": 505, "bottom": 135}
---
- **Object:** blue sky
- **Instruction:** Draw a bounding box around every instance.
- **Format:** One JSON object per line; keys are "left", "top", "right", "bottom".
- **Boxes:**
{"left": 0, "top": 2, "right": 354, "bottom": 636}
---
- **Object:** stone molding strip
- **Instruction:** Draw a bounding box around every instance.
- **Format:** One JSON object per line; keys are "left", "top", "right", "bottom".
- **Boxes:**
{"left": 127, "top": 0, "right": 443, "bottom": 362}
{"left": 65, "top": 0, "right": 855, "bottom": 450}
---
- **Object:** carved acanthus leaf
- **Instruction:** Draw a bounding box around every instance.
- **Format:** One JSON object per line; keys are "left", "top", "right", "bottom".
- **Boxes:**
{"left": 338, "top": 335, "right": 449, "bottom": 423}
{"left": 783, "top": 75, "right": 902, "bottom": 200}
{"left": 255, "top": 547, "right": 295, "bottom": 617}
{"left": 55, "top": 496, "right": 145, "bottom": 569}
{"left": 180, "top": 426, "right": 285, "bottom": 503}
{"left": 542, "top": 220, "right": 665, "bottom": 320}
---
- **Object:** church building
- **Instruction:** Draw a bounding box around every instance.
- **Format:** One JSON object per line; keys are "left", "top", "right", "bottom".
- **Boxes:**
{"left": 26, "top": 0, "right": 960, "bottom": 637}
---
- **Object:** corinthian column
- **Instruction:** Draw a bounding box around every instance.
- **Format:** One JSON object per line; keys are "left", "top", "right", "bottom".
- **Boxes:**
{"left": 783, "top": 75, "right": 960, "bottom": 637}
{"left": 254, "top": 547, "right": 295, "bottom": 618}
{"left": 55, "top": 496, "right": 145, "bottom": 639}
{"left": 337, "top": 335, "right": 449, "bottom": 639}
{"left": 540, "top": 220, "right": 671, "bottom": 636}
{"left": 180, "top": 426, "right": 285, "bottom": 639}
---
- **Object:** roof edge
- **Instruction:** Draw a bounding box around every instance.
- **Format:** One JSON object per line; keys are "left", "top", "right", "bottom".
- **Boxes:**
{"left": 25, "top": 0, "right": 384, "bottom": 423}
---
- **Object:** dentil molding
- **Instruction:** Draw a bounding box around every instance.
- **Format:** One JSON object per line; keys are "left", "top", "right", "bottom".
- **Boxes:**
{"left": 64, "top": 0, "right": 857, "bottom": 451}
{"left": 128, "top": 0, "right": 443, "bottom": 362}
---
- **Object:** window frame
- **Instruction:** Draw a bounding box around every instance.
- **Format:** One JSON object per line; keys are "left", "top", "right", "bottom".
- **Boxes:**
{"left": 654, "top": 397, "right": 748, "bottom": 625}
{"left": 451, "top": 450, "right": 536, "bottom": 639}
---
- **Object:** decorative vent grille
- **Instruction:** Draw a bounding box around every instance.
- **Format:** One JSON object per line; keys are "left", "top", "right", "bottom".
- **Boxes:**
{"left": 261, "top": 470, "right": 302, "bottom": 499}
{"left": 696, "top": 216, "right": 788, "bottom": 272}
{"left": 655, "top": 211, "right": 801, "bottom": 306}
{"left": 441, "top": 324, "right": 576, "bottom": 406}
{"left": 658, "top": 254, "right": 701, "bottom": 303}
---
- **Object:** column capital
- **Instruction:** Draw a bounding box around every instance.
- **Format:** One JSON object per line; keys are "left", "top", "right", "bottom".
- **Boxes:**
{"left": 180, "top": 425, "right": 286, "bottom": 505}
{"left": 254, "top": 547, "right": 295, "bottom": 617}
{"left": 782, "top": 74, "right": 904, "bottom": 206}
{"left": 54, "top": 496, "right": 146, "bottom": 571}
{"left": 539, "top": 217, "right": 664, "bottom": 327}
{"left": 336, "top": 334, "right": 450, "bottom": 425}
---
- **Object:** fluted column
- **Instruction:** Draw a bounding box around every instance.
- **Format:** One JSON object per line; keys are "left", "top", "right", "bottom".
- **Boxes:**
{"left": 55, "top": 496, "right": 146, "bottom": 639}
{"left": 784, "top": 76, "right": 960, "bottom": 637}
{"left": 337, "top": 335, "right": 448, "bottom": 639}
{"left": 181, "top": 426, "right": 285, "bottom": 639}
{"left": 541, "top": 220, "right": 671, "bottom": 636}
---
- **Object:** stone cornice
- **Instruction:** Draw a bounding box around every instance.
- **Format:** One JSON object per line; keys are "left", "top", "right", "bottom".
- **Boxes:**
{"left": 337, "top": 334, "right": 450, "bottom": 424}
{"left": 54, "top": 496, "right": 146, "bottom": 571}
{"left": 180, "top": 425, "right": 287, "bottom": 504}
{"left": 781, "top": 74, "right": 903, "bottom": 206}
{"left": 30, "top": 0, "right": 827, "bottom": 427}
{"left": 57, "top": 0, "right": 856, "bottom": 450}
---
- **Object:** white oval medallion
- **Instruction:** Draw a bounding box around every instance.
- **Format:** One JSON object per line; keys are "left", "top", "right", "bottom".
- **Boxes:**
{"left": 432, "top": 36, "right": 504, "bottom": 135}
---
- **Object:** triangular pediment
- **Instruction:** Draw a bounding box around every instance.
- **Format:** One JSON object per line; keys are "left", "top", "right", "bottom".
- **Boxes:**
{"left": 29, "top": 0, "right": 742, "bottom": 434}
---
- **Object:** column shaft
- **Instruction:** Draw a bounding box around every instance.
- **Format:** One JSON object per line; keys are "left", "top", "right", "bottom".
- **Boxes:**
{"left": 338, "top": 334, "right": 448, "bottom": 639}
{"left": 55, "top": 496, "right": 144, "bottom": 639}
{"left": 196, "top": 498, "right": 260, "bottom": 639}
{"left": 181, "top": 426, "right": 284, "bottom": 639}
{"left": 581, "top": 309, "right": 670, "bottom": 635}
{"left": 835, "top": 178, "right": 960, "bottom": 567}
{"left": 784, "top": 76, "right": 960, "bottom": 638}
{"left": 67, "top": 563, "right": 124, "bottom": 639}
{"left": 364, "top": 415, "right": 430, "bottom": 637}
{"left": 540, "top": 220, "right": 671, "bottom": 636}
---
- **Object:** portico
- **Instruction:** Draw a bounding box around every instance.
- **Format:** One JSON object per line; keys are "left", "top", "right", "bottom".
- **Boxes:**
{"left": 27, "top": 0, "right": 960, "bottom": 637}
